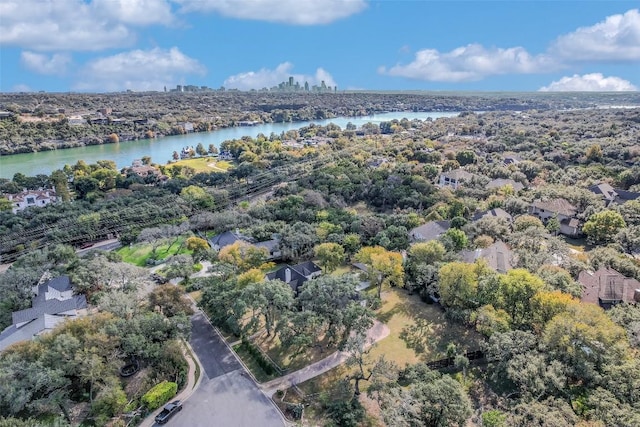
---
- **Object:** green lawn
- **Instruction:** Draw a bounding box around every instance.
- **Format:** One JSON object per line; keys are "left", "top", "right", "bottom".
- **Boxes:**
{"left": 166, "top": 157, "right": 233, "bottom": 173}
{"left": 117, "top": 237, "right": 192, "bottom": 266}
{"left": 370, "top": 288, "right": 485, "bottom": 366}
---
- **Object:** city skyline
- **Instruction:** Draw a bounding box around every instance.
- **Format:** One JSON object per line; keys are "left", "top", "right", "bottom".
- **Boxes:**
{"left": 0, "top": 1, "right": 639, "bottom": 93}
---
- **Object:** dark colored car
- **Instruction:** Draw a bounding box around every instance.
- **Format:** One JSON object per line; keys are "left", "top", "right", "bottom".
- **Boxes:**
{"left": 155, "top": 400, "right": 182, "bottom": 424}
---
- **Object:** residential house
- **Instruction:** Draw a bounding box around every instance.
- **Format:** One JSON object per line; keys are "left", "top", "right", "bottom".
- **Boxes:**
{"left": 472, "top": 208, "right": 513, "bottom": 223}
{"left": 67, "top": 115, "right": 86, "bottom": 126}
{"left": 588, "top": 182, "right": 640, "bottom": 207}
{"left": 503, "top": 155, "right": 521, "bottom": 166}
{"left": 438, "top": 169, "right": 477, "bottom": 190}
{"left": 177, "top": 122, "right": 194, "bottom": 133}
{"left": 209, "top": 230, "right": 282, "bottom": 261}
{"left": 529, "top": 198, "right": 581, "bottom": 237}
{"left": 459, "top": 241, "right": 513, "bottom": 273}
{"left": 0, "top": 276, "right": 87, "bottom": 351}
{"left": 6, "top": 189, "right": 57, "bottom": 214}
{"left": 218, "top": 151, "right": 235, "bottom": 161}
{"left": 486, "top": 178, "right": 525, "bottom": 193}
{"left": 180, "top": 146, "right": 195, "bottom": 159}
{"left": 208, "top": 230, "right": 247, "bottom": 251}
{"left": 254, "top": 239, "right": 282, "bottom": 261}
{"left": 409, "top": 220, "right": 451, "bottom": 243}
{"left": 578, "top": 267, "right": 640, "bottom": 309}
{"left": 265, "top": 261, "right": 322, "bottom": 294}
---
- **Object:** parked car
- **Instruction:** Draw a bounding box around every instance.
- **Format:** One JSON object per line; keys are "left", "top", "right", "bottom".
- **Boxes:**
{"left": 155, "top": 400, "right": 182, "bottom": 424}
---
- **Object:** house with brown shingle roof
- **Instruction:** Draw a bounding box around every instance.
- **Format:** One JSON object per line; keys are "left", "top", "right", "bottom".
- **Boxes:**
{"left": 528, "top": 198, "right": 580, "bottom": 237}
{"left": 578, "top": 267, "right": 640, "bottom": 309}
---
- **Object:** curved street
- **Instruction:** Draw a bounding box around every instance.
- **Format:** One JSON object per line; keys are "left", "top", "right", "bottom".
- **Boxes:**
{"left": 161, "top": 312, "right": 285, "bottom": 427}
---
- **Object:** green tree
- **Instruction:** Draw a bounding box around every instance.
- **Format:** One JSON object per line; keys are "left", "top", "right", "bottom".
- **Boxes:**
{"left": 377, "top": 365, "right": 472, "bottom": 427}
{"left": 314, "top": 242, "right": 345, "bottom": 272}
{"left": 196, "top": 142, "right": 207, "bottom": 157}
{"left": 408, "top": 241, "right": 446, "bottom": 264}
{"left": 442, "top": 228, "right": 468, "bottom": 251}
{"left": 180, "top": 185, "right": 215, "bottom": 209}
{"left": 148, "top": 284, "right": 194, "bottom": 318}
{"left": 0, "top": 196, "right": 12, "bottom": 212}
{"left": 243, "top": 279, "right": 294, "bottom": 337}
{"left": 50, "top": 170, "right": 71, "bottom": 202}
{"left": 498, "top": 268, "right": 546, "bottom": 329}
{"left": 438, "top": 261, "right": 489, "bottom": 310}
{"left": 583, "top": 210, "right": 626, "bottom": 244}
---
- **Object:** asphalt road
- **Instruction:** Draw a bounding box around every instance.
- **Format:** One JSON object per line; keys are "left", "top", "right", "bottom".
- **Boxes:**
{"left": 161, "top": 312, "right": 284, "bottom": 427}
{"left": 189, "top": 312, "right": 242, "bottom": 379}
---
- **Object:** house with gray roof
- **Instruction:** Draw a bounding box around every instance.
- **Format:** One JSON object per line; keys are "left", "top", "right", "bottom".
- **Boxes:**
{"left": 486, "top": 178, "right": 525, "bottom": 193}
{"left": 209, "top": 230, "right": 282, "bottom": 260}
{"left": 254, "top": 239, "right": 282, "bottom": 261}
{"left": 588, "top": 182, "right": 640, "bottom": 207}
{"left": 409, "top": 220, "right": 451, "bottom": 243}
{"left": 0, "top": 276, "right": 87, "bottom": 351}
{"left": 529, "top": 198, "right": 581, "bottom": 237}
{"left": 265, "top": 261, "right": 322, "bottom": 295}
{"left": 459, "top": 241, "right": 514, "bottom": 273}
{"left": 208, "top": 230, "right": 246, "bottom": 251}
{"left": 472, "top": 208, "right": 513, "bottom": 223}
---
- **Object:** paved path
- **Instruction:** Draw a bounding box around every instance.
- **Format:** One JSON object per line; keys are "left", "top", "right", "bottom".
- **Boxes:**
{"left": 260, "top": 320, "right": 390, "bottom": 396}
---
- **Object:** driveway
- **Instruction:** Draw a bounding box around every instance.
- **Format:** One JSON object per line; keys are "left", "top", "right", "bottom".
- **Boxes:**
{"left": 163, "top": 312, "right": 285, "bottom": 427}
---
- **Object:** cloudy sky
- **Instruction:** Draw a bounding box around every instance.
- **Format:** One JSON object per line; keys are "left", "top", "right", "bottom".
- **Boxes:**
{"left": 1, "top": 1, "right": 638, "bottom": 93}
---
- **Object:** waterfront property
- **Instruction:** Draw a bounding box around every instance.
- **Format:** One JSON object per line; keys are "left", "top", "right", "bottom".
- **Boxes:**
{"left": 5, "top": 188, "right": 57, "bottom": 214}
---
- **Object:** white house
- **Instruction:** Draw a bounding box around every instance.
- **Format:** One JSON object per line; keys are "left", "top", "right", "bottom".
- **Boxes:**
{"left": 6, "top": 189, "right": 57, "bottom": 214}
{"left": 438, "top": 169, "right": 477, "bottom": 190}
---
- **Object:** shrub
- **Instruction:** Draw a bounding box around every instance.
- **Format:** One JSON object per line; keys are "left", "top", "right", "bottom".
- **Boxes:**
{"left": 141, "top": 381, "right": 178, "bottom": 410}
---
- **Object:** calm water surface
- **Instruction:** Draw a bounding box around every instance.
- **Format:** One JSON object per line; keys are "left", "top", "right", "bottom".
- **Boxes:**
{"left": 0, "top": 112, "right": 458, "bottom": 178}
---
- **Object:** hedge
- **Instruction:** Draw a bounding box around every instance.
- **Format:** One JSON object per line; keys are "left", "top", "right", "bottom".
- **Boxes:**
{"left": 141, "top": 381, "right": 178, "bottom": 410}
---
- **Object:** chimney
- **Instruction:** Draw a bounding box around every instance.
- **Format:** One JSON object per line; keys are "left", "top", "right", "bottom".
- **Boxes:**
{"left": 634, "top": 289, "right": 640, "bottom": 303}
{"left": 285, "top": 268, "right": 291, "bottom": 284}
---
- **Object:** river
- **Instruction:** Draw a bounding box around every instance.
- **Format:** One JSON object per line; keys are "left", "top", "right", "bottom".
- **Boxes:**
{"left": 0, "top": 111, "right": 458, "bottom": 178}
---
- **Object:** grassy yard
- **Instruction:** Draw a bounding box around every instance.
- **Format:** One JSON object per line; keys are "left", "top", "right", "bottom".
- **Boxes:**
{"left": 166, "top": 157, "right": 233, "bottom": 173}
{"left": 117, "top": 237, "right": 192, "bottom": 266}
{"left": 369, "top": 288, "right": 484, "bottom": 366}
{"left": 560, "top": 235, "right": 590, "bottom": 253}
{"left": 253, "top": 331, "right": 339, "bottom": 373}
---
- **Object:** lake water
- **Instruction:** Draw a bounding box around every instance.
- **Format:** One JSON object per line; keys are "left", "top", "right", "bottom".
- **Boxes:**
{"left": 0, "top": 111, "right": 458, "bottom": 178}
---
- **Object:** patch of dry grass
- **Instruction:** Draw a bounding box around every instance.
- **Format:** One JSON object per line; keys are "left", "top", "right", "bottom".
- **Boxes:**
{"left": 370, "top": 288, "right": 484, "bottom": 367}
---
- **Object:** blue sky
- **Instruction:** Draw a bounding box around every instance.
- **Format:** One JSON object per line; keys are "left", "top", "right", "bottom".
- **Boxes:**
{"left": 1, "top": 1, "right": 639, "bottom": 93}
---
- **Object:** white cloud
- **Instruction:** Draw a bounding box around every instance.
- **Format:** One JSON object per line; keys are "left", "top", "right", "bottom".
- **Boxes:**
{"left": 176, "top": 0, "right": 367, "bottom": 25}
{"left": 380, "top": 44, "right": 557, "bottom": 82}
{"left": 92, "top": 0, "right": 173, "bottom": 26}
{"left": 0, "top": 0, "right": 173, "bottom": 51}
{"left": 11, "top": 84, "right": 33, "bottom": 93}
{"left": 74, "top": 47, "right": 206, "bottom": 92}
{"left": 551, "top": 9, "right": 640, "bottom": 61}
{"left": 223, "top": 62, "right": 337, "bottom": 90}
{"left": 21, "top": 51, "right": 72, "bottom": 75}
{"left": 539, "top": 73, "right": 637, "bottom": 92}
